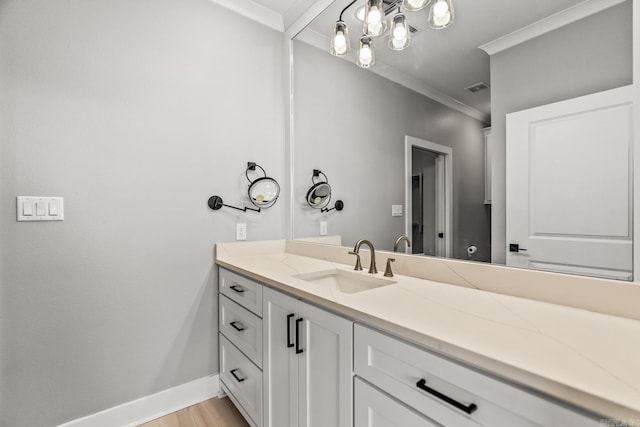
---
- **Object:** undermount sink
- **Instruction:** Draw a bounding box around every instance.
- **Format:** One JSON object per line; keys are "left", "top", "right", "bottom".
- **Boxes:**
{"left": 294, "top": 269, "right": 396, "bottom": 294}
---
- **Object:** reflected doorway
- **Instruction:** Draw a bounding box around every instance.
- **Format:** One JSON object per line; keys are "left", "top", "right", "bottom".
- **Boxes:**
{"left": 404, "top": 136, "right": 452, "bottom": 257}
{"left": 412, "top": 149, "right": 440, "bottom": 255}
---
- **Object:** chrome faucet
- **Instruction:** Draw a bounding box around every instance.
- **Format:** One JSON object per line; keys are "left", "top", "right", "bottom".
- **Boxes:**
{"left": 394, "top": 236, "right": 411, "bottom": 252}
{"left": 351, "top": 239, "right": 377, "bottom": 274}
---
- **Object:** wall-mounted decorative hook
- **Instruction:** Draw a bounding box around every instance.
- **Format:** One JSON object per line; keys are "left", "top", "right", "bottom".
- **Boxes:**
{"left": 208, "top": 162, "right": 280, "bottom": 213}
{"left": 306, "top": 169, "right": 344, "bottom": 213}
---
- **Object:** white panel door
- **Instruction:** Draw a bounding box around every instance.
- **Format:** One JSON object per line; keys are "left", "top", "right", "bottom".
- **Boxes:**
{"left": 298, "top": 301, "right": 353, "bottom": 427}
{"left": 263, "top": 288, "right": 299, "bottom": 427}
{"left": 506, "top": 86, "right": 633, "bottom": 280}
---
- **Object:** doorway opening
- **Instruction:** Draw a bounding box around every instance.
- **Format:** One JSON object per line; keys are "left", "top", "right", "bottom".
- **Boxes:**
{"left": 404, "top": 136, "right": 452, "bottom": 257}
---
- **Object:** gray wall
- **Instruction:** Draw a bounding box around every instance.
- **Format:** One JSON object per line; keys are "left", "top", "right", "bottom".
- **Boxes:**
{"left": 490, "top": 1, "right": 633, "bottom": 263}
{"left": 293, "top": 41, "right": 490, "bottom": 259}
{"left": 0, "top": 1, "right": 284, "bottom": 426}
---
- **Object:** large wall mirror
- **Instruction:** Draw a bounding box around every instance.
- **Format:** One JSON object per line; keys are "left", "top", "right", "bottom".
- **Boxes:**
{"left": 290, "top": 0, "right": 634, "bottom": 280}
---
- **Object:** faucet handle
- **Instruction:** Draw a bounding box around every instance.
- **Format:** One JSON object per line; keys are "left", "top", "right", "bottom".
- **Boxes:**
{"left": 384, "top": 258, "right": 396, "bottom": 277}
{"left": 348, "top": 251, "right": 363, "bottom": 271}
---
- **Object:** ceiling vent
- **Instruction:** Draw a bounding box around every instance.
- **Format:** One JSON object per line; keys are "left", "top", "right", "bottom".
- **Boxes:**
{"left": 465, "top": 82, "right": 489, "bottom": 93}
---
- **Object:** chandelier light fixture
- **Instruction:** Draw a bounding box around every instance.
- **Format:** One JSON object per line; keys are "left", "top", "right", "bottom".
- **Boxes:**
{"left": 329, "top": 0, "right": 455, "bottom": 68}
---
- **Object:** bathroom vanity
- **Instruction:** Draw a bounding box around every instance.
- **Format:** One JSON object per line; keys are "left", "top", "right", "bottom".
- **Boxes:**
{"left": 215, "top": 239, "right": 640, "bottom": 427}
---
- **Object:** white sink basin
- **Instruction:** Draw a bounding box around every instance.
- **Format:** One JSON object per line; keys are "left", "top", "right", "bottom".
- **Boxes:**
{"left": 294, "top": 269, "right": 396, "bottom": 294}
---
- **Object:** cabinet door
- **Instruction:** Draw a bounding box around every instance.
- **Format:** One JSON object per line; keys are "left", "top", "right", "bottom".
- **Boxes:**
{"left": 298, "top": 301, "right": 353, "bottom": 427}
{"left": 263, "top": 287, "right": 299, "bottom": 427}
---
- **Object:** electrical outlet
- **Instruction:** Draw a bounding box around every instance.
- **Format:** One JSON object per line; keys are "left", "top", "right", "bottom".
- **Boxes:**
{"left": 236, "top": 223, "right": 247, "bottom": 241}
{"left": 320, "top": 221, "right": 328, "bottom": 236}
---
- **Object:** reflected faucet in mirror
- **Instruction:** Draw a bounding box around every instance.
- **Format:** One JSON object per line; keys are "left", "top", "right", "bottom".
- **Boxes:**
{"left": 394, "top": 236, "right": 411, "bottom": 252}
{"left": 351, "top": 239, "right": 378, "bottom": 273}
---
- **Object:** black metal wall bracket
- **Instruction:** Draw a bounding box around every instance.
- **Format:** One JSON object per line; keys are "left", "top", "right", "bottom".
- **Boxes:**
{"left": 207, "top": 195, "right": 261, "bottom": 213}
{"left": 321, "top": 200, "right": 345, "bottom": 213}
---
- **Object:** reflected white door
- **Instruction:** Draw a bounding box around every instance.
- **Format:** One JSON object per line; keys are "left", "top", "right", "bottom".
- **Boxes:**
{"left": 506, "top": 86, "right": 633, "bottom": 280}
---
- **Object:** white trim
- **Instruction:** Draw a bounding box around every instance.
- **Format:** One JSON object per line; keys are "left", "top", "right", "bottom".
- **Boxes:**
{"left": 285, "top": 0, "right": 336, "bottom": 38}
{"left": 207, "top": 0, "right": 284, "bottom": 32}
{"left": 479, "top": 0, "right": 628, "bottom": 55}
{"left": 57, "top": 375, "right": 220, "bottom": 427}
{"left": 296, "top": 28, "right": 488, "bottom": 123}
{"left": 284, "top": 34, "right": 294, "bottom": 240}
{"left": 633, "top": 0, "right": 639, "bottom": 281}
{"left": 404, "top": 136, "right": 453, "bottom": 258}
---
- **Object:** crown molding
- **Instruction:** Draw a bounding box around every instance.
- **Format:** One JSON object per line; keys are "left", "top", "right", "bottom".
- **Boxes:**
{"left": 479, "top": 0, "right": 628, "bottom": 55}
{"left": 208, "top": 0, "right": 284, "bottom": 32}
{"left": 296, "top": 29, "right": 489, "bottom": 123}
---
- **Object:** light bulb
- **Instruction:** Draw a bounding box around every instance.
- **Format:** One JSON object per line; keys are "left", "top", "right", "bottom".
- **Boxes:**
{"left": 355, "top": 5, "right": 366, "bottom": 21}
{"left": 330, "top": 21, "right": 350, "bottom": 56}
{"left": 433, "top": 0, "right": 449, "bottom": 17}
{"left": 364, "top": 0, "right": 387, "bottom": 36}
{"left": 388, "top": 13, "right": 410, "bottom": 50}
{"left": 366, "top": 8, "right": 383, "bottom": 35}
{"left": 403, "top": 0, "right": 430, "bottom": 11}
{"left": 393, "top": 24, "right": 407, "bottom": 39}
{"left": 428, "top": 0, "right": 454, "bottom": 29}
{"left": 368, "top": 8, "right": 381, "bottom": 23}
{"left": 432, "top": 12, "right": 451, "bottom": 26}
{"left": 357, "top": 37, "right": 375, "bottom": 68}
{"left": 334, "top": 32, "right": 347, "bottom": 54}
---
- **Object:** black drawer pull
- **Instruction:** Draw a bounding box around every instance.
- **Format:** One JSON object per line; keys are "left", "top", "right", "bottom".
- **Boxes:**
{"left": 229, "top": 285, "right": 245, "bottom": 294}
{"left": 287, "top": 314, "right": 295, "bottom": 348}
{"left": 230, "top": 369, "right": 246, "bottom": 383}
{"left": 416, "top": 379, "right": 477, "bottom": 415}
{"left": 230, "top": 321, "right": 245, "bottom": 332}
{"left": 295, "top": 317, "right": 304, "bottom": 354}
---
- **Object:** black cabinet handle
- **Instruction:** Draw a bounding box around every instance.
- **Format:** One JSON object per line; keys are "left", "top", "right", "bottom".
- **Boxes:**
{"left": 230, "top": 321, "right": 245, "bottom": 332}
{"left": 229, "top": 285, "right": 245, "bottom": 293}
{"left": 416, "top": 379, "right": 477, "bottom": 415}
{"left": 295, "top": 317, "right": 304, "bottom": 354}
{"left": 286, "top": 314, "right": 295, "bottom": 348}
{"left": 230, "top": 369, "right": 246, "bottom": 383}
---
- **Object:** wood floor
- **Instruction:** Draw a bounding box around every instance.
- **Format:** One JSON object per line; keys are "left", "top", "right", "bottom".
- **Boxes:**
{"left": 138, "top": 397, "right": 249, "bottom": 427}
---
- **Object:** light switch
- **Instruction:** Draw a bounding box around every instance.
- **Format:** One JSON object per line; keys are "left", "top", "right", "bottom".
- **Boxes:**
{"left": 23, "top": 202, "right": 34, "bottom": 216}
{"left": 17, "top": 196, "right": 64, "bottom": 221}
{"left": 36, "top": 202, "right": 47, "bottom": 216}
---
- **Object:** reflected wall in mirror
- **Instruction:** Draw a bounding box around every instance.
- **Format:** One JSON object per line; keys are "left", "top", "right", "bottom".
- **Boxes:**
{"left": 292, "top": 0, "right": 633, "bottom": 279}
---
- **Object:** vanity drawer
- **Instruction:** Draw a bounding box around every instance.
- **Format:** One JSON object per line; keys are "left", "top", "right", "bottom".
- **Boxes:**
{"left": 220, "top": 294, "right": 263, "bottom": 368}
{"left": 355, "top": 377, "right": 439, "bottom": 427}
{"left": 220, "top": 268, "right": 263, "bottom": 316}
{"left": 220, "top": 334, "right": 263, "bottom": 427}
{"left": 354, "top": 324, "right": 600, "bottom": 427}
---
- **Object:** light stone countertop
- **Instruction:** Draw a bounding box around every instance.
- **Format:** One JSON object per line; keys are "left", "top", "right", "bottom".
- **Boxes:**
{"left": 215, "top": 239, "right": 640, "bottom": 424}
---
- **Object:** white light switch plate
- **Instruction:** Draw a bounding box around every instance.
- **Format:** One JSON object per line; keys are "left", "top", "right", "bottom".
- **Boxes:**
{"left": 391, "top": 204, "right": 403, "bottom": 217}
{"left": 17, "top": 196, "right": 64, "bottom": 221}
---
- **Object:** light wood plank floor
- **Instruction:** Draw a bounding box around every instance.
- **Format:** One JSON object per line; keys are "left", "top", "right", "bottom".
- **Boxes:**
{"left": 138, "top": 397, "right": 249, "bottom": 427}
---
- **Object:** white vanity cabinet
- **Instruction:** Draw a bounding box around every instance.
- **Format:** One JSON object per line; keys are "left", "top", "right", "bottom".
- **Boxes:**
{"left": 262, "top": 287, "right": 353, "bottom": 427}
{"left": 354, "top": 324, "right": 601, "bottom": 427}
{"left": 218, "top": 268, "right": 264, "bottom": 427}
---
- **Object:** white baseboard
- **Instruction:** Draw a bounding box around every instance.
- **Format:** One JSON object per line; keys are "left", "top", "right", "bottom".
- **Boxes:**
{"left": 58, "top": 375, "right": 220, "bottom": 427}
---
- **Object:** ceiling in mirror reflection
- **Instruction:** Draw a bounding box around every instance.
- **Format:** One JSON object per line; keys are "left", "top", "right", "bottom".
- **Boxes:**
{"left": 300, "top": 0, "right": 588, "bottom": 118}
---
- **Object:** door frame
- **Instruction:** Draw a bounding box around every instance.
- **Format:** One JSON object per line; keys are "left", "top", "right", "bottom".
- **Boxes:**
{"left": 404, "top": 136, "right": 452, "bottom": 257}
